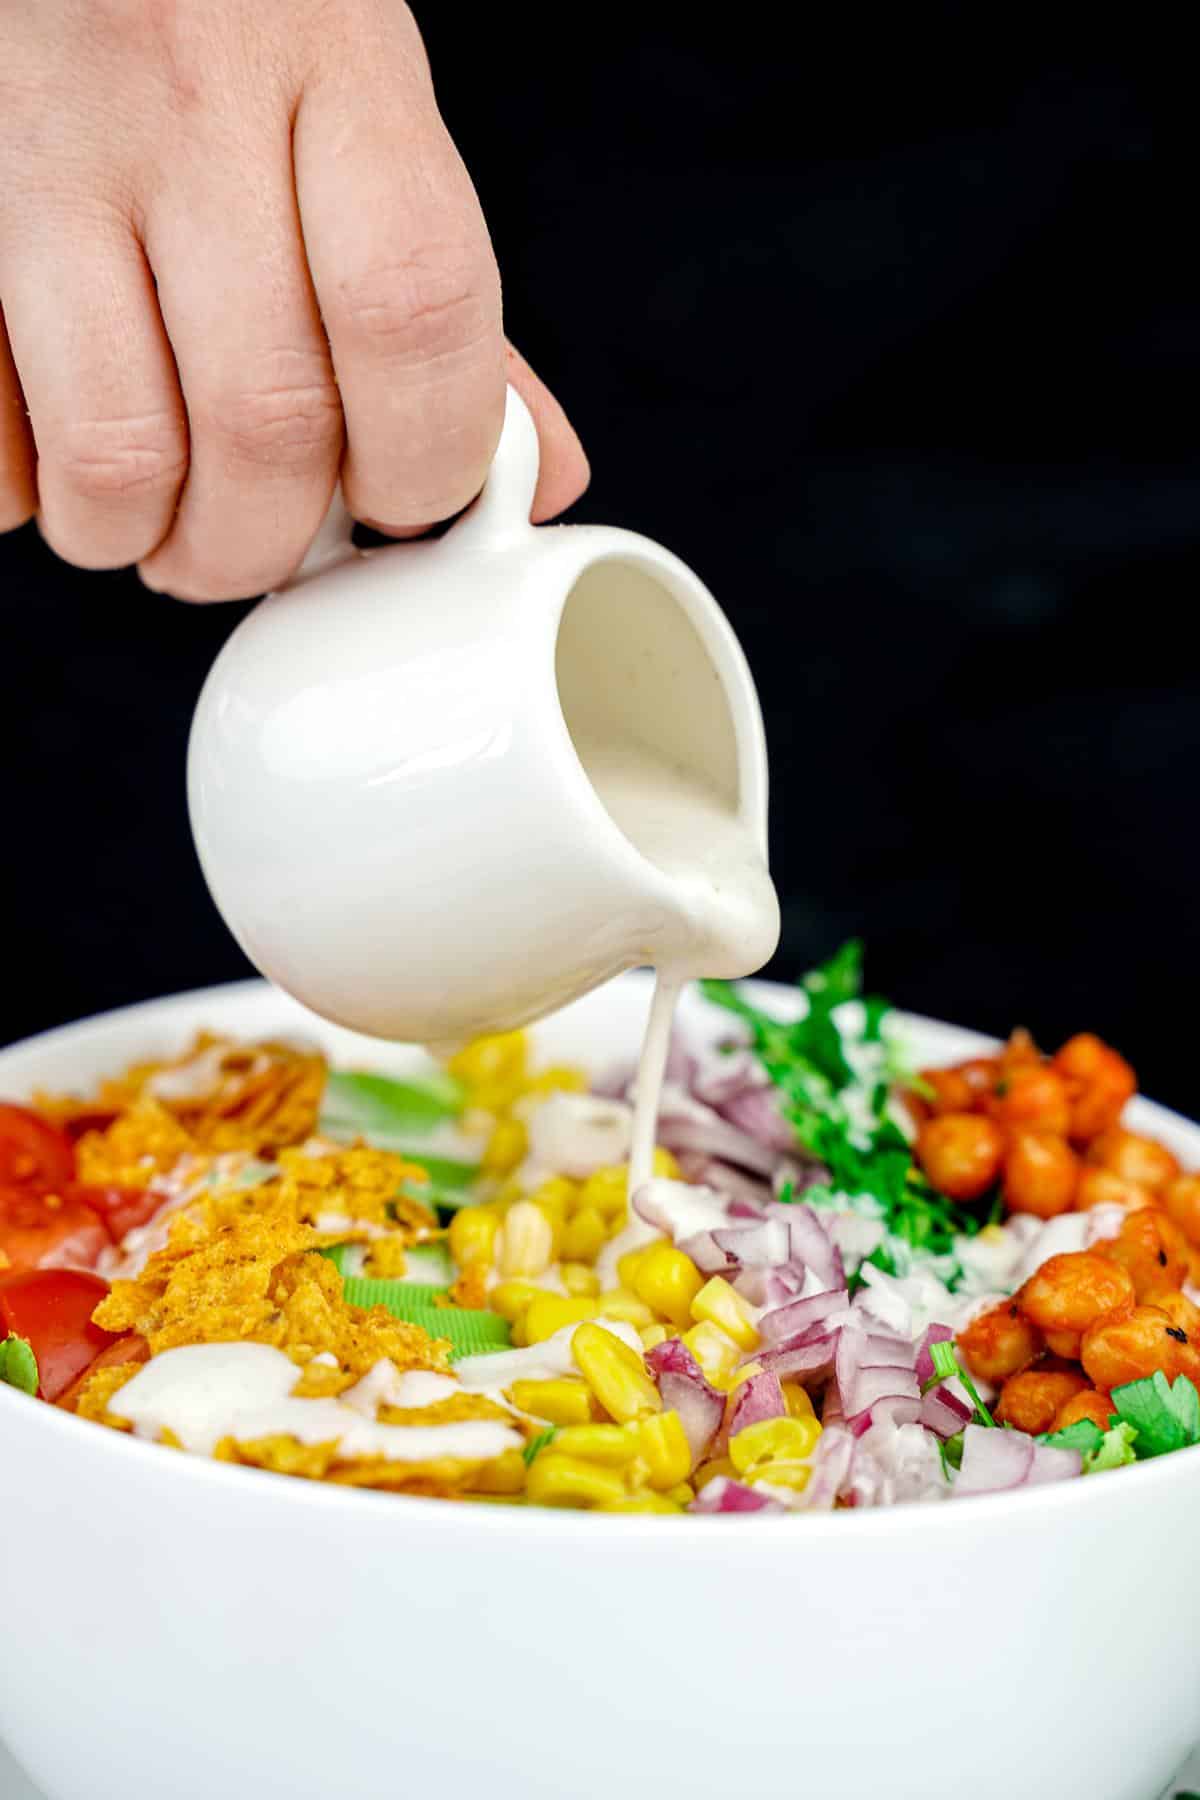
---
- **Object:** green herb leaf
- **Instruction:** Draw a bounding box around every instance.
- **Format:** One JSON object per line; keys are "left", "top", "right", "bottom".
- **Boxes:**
{"left": 0, "top": 1333, "right": 38, "bottom": 1396}
{"left": 1110, "top": 1371, "right": 1200, "bottom": 1459}
{"left": 927, "top": 1339, "right": 995, "bottom": 1427}
{"left": 523, "top": 1426, "right": 559, "bottom": 1466}
{"left": 1083, "top": 1421, "right": 1139, "bottom": 1474}
{"left": 319, "top": 1069, "right": 465, "bottom": 1143}
{"left": 1039, "top": 1419, "right": 1104, "bottom": 1457}
{"left": 937, "top": 1430, "right": 964, "bottom": 1476}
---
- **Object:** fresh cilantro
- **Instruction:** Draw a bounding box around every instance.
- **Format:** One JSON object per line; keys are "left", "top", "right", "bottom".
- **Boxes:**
{"left": 0, "top": 1333, "right": 38, "bottom": 1396}
{"left": 937, "top": 1430, "right": 965, "bottom": 1478}
{"left": 926, "top": 1339, "right": 994, "bottom": 1427}
{"left": 1040, "top": 1419, "right": 1103, "bottom": 1457}
{"left": 1110, "top": 1371, "right": 1200, "bottom": 1459}
{"left": 1084, "top": 1422, "right": 1139, "bottom": 1474}
{"left": 702, "top": 943, "right": 993, "bottom": 1288}
{"left": 522, "top": 1427, "right": 559, "bottom": 1466}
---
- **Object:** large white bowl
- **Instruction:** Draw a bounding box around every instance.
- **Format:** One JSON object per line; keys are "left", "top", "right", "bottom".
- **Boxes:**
{"left": 2, "top": 976, "right": 1198, "bottom": 1800}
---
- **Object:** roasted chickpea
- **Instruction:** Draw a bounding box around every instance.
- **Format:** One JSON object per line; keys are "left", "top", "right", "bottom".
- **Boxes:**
{"left": 1163, "top": 1176, "right": 1200, "bottom": 1249}
{"left": 957, "top": 1302, "right": 1042, "bottom": 1384}
{"left": 1051, "top": 1388, "right": 1115, "bottom": 1433}
{"left": 995, "top": 1368, "right": 1089, "bottom": 1435}
{"left": 1086, "top": 1128, "right": 1179, "bottom": 1192}
{"left": 1043, "top": 1328, "right": 1083, "bottom": 1359}
{"left": 954, "top": 1057, "right": 1003, "bottom": 1106}
{"left": 1052, "top": 1033, "right": 1137, "bottom": 1144}
{"left": 1075, "top": 1166, "right": 1156, "bottom": 1214}
{"left": 1094, "top": 1208, "right": 1190, "bottom": 1298}
{"left": 917, "top": 1068, "right": 975, "bottom": 1117}
{"left": 1081, "top": 1304, "right": 1195, "bottom": 1390}
{"left": 1136, "top": 1288, "right": 1200, "bottom": 1383}
{"left": 916, "top": 1113, "right": 1005, "bottom": 1202}
{"left": 1001, "top": 1027, "right": 1043, "bottom": 1071}
{"left": 1017, "top": 1251, "right": 1136, "bottom": 1335}
{"left": 985, "top": 1064, "right": 1071, "bottom": 1137}
{"left": 1002, "top": 1130, "right": 1079, "bottom": 1219}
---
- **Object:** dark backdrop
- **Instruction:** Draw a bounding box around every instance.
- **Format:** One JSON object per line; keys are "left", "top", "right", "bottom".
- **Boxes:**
{"left": 3, "top": 15, "right": 1197, "bottom": 1111}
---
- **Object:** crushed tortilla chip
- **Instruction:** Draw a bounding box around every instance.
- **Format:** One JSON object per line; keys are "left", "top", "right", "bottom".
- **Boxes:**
{"left": 76, "top": 1097, "right": 198, "bottom": 1189}
{"left": 274, "top": 1145, "right": 436, "bottom": 1233}
{"left": 446, "top": 1264, "right": 490, "bottom": 1310}
{"left": 71, "top": 1362, "right": 143, "bottom": 1429}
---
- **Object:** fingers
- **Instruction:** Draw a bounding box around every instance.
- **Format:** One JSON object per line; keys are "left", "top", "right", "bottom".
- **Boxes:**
{"left": 138, "top": 128, "right": 342, "bottom": 601}
{"left": 294, "top": 46, "right": 505, "bottom": 534}
{"left": 503, "top": 342, "right": 590, "bottom": 522}
{"left": 0, "top": 307, "right": 35, "bottom": 533}
{"left": 0, "top": 225, "right": 186, "bottom": 567}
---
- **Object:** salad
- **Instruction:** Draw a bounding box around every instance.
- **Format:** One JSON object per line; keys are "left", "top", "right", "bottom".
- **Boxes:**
{"left": 3, "top": 944, "right": 1199, "bottom": 1515}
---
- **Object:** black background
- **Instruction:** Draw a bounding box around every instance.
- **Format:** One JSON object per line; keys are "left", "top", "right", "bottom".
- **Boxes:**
{"left": 3, "top": 15, "right": 1197, "bottom": 1110}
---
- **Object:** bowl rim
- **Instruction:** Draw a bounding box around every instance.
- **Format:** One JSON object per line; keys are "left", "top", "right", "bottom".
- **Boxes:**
{"left": 4, "top": 974, "right": 1200, "bottom": 1541}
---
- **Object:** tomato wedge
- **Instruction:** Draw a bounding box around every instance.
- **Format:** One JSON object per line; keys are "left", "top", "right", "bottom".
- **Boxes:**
{"left": 56, "top": 1333, "right": 150, "bottom": 1412}
{"left": 0, "top": 1269, "right": 117, "bottom": 1401}
{"left": 68, "top": 1182, "right": 161, "bottom": 1244}
{"left": 0, "top": 1185, "right": 111, "bottom": 1275}
{"left": 0, "top": 1103, "right": 75, "bottom": 1189}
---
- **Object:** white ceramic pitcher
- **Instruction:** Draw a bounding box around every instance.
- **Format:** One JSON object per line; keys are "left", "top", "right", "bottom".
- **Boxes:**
{"left": 188, "top": 387, "right": 777, "bottom": 1045}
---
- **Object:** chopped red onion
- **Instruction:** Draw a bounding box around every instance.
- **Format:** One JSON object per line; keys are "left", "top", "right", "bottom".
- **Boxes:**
{"left": 692, "top": 1049, "right": 770, "bottom": 1108}
{"left": 656, "top": 1111, "right": 780, "bottom": 1177}
{"left": 761, "top": 1335, "right": 839, "bottom": 1381}
{"left": 717, "top": 1087, "right": 797, "bottom": 1154}
{"left": 676, "top": 1230, "right": 737, "bottom": 1277}
{"left": 712, "top": 1218, "right": 792, "bottom": 1268}
{"left": 801, "top": 1423, "right": 855, "bottom": 1509}
{"left": 1025, "top": 1443, "right": 1083, "bottom": 1484}
{"left": 689, "top": 1477, "right": 784, "bottom": 1515}
{"left": 674, "top": 1154, "right": 772, "bottom": 1213}
{"left": 645, "top": 1337, "right": 725, "bottom": 1464}
{"left": 919, "top": 1383, "right": 973, "bottom": 1438}
{"left": 759, "top": 1286, "right": 851, "bottom": 1347}
{"left": 727, "top": 1370, "right": 786, "bottom": 1437}
{"left": 852, "top": 1395, "right": 923, "bottom": 1434}
{"left": 953, "top": 1424, "right": 1035, "bottom": 1495}
{"left": 779, "top": 1205, "right": 844, "bottom": 1290}
{"left": 843, "top": 1364, "right": 921, "bottom": 1418}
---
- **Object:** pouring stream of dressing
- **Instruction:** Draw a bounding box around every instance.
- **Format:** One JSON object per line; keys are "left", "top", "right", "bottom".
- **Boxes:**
{"left": 575, "top": 740, "right": 780, "bottom": 1196}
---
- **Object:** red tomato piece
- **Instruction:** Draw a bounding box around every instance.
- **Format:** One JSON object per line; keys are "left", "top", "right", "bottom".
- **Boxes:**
{"left": 56, "top": 1333, "right": 150, "bottom": 1412}
{"left": 68, "top": 1182, "right": 161, "bottom": 1244}
{"left": 0, "top": 1103, "right": 75, "bottom": 1189}
{"left": 0, "top": 1269, "right": 117, "bottom": 1401}
{"left": 0, "top": 1185, "right": 111, "bottom": 1275}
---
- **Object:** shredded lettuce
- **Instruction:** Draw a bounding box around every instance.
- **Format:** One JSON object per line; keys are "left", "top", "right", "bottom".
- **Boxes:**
{"left": 319, "top": 1069, "right": 466, "bottom": 1142}
{"left": 0, "top": 1333, "right": 38, "bottom": 1396}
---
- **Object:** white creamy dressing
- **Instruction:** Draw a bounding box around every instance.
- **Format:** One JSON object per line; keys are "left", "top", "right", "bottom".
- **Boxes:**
{"left": 109, "top": 1343, "right": 521, "bottom": 1462}
{"left": 576, "top": 743, "right": 779, "bottom": 1198}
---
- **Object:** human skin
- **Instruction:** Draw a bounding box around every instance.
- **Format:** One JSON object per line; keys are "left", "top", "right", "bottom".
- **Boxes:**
{"left": 0, "top": 0, "right": 589, "bottom": 599}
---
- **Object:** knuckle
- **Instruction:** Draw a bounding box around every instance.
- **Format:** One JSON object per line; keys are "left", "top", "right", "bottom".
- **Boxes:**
{"left": 332, "top": 245, "right": 497, "bottom": 363}
{"left": 206, "top": 370, "right": 342, "bottom": 470}
{"left": 54, "top": 410, "right": 187, "bottom": 506}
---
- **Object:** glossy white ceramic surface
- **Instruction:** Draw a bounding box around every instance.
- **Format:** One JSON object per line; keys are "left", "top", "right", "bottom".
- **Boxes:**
{"left": 1, "top": 974, "right": 1198, "bottom": 1800}
{"left": 188, "top": 390, "right": 774, "bottom": 1046}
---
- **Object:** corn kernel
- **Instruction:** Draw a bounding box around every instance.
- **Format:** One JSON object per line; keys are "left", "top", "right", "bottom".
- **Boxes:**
{"left": 665, "top": 1482, "right": 695, "bottom": 1505}
{"left": 744, "top": 1460, "right": 812, "bottom": 1493}
{"left": 596, "top": 1493, "right": 682, "bottom": 1514}
{"left": 651, "top": 1146, "right": 682, "bottom": 1181}
{"left": 526, "top": 1453, "right": 627, "bottom": 1509}
{"left": 682, "top": 1321, "right": 742, "bottom": 1384}
{"left": 690, "top": 1276, "right": 760, "bottom": 1351}
{"left": 729, "top": 1415, "right": 822, "bottom": 1475}
{"left": 781, "top": 1381, "right": 817, "bottom": 1423}
{"left": 489, "top": 1279, "right": 542, "bottom": 1323}
{"left": 560, "top": 1205, "right": 608, "bottom": 1264}
{"left": 528, "top": 1176, "right": 577, "bottom": 1222}
{"left": 561, "top": 1262, "right": 602, "bottom": 1298}
{"left": 447, "top": 1031, "right": 528, "bottom": 1103}
{"left": 448, "top": 1205, "right": 500, "bottom": 1269}
{"left": 481, "top": 1117, "right": 528, "bottom": 1176}
{"left": 523, "top": 1293, "right": 598, "bottom": 1344}
{"left": 525, "top": 1065, "right": 589, "bottom": 1097}
{"left": 496, "top": 1200, "right": 554, "bottom": 1278}
{"left": 636, "top": 1410, "right": 692, "bottom": 1490}
{"left": 572, "top": 1322, "right": 662, "bottom": 1423}
{"left": 616, "top": 1244, "right": 655, "bottom": 1288}
{"left": 553, "top": 1422, "right": 640, "bottom": 1465}
{"left": 639, "top": 1324, "right": 670, "bottom": 1351}
{"left": 693, "top": 1456, "right": 735, "bottom": 1491}
{"left": 594, "top": 1289, "right": 656, "bottom": 1328}
{"left": 631, "top": 1241, "right": 704, "bottom": 1328}
{"left": 472, "top": 1450, "right": 527, "bottom": 1495}
{"left": 579, "top": 1165, "right": 629, "bottom": 1221}
{"left": 509, "top": 1378, "right": 594, "bottom": 1426}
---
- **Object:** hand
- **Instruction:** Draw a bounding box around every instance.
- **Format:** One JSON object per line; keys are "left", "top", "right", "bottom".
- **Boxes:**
{"left": 0, "top": 0, "right": 588, "bottom": 599}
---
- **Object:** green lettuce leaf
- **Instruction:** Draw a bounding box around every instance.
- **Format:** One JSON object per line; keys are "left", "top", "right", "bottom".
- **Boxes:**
{"left": 319, "top": 1069, "right": 465, "bottom": 1143}
{"left": 0, "top": 1333, "right": 38, "bottom": 1396}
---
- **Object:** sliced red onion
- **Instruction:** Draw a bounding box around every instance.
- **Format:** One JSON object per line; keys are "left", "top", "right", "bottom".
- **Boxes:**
{"left": 761, "top": 1266, "right": 806, "bottom": 1307}
{"left": 843, "top": 1364, "right": 920, "bottom": 1418}
{"left": 717, "top": 1087, "right": 797, "bottom": 1154}
{"left": 689, "top": 1477, "right": 784, "bottom": 1515}
{"left": 645, "top": 1338, "right": 725, "bottom": 1464}
{"left": 632, "top": 1178, "right": 729, "bottom": 1242}
{"left": 780, "top": 1205, "right": 845, "bottom": 1290}
{"left": 850, "top": 1394, "right": 922, "bottom": 1434}
{"left": 727, "top": 1370, "right": 786, "bottom": 1437}
{"left": 692, "top": 1049, "right": 770, "bottom": 1108}
{"left": 919, "top": 1383, "right": 973, "bottom": 1438}
{"left": 674, "top": 1154, "right": 772, "bottom": 1213}
{"left": 761, "top": 1335, "right": 839, "bottom": 1382}
{"left": 915, "top": 1323, "right": 955, "bottom": 1387}
{"left": 858, "top": 1330, "right": 917, "bottom": 1369}
{"left": 676, "top": 1230, "right": 738, "bottom": 1277}
{"left": 1025, "top": 1443, "right": 1082, "bottom": 1484}
{"left": 801, "top": 1423, "right": 855, "bottom": 1509}
{"left": 712, "top": 1218, "right": 792, "bottom": 1268}
{"left": 759, "top": 1286, "right": 851, "bottom": 1347}
{"left": 953, "top": 1424, "right": 1036, "bottom": 1496}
